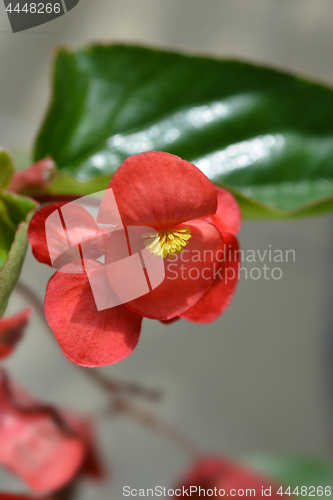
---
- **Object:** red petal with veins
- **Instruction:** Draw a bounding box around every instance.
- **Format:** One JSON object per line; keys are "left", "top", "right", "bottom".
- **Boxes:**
{"left": 0, "top": 309, "right": 31, "bottom": 360}
{"left": 44, "top": 261, "right": 142, "bottom": 367}
{"left": 125, "top": 220, "right": 223, "bottom": 320}
{"left": 0, "top": 370, "right": 85, "bottom": 494}
{"left": 108, "top": 152, "right": 217, "bottom": 230}
{"left": 173, "top": 456, "right": 281, "bottom": 499}
{"left": 181, "top": 233, "right": 240, "bottom": 323}
{"left": 208, "top": 186, "right": 242, "bottom": 236}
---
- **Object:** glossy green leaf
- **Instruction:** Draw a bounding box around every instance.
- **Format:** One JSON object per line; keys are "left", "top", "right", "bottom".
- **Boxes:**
{"left": 240, "top": 455, "right": 333, "bottom": 498}
{"left": 0, "top": 192, "right": 37, "bottom": 316}
{"left": 0, "top": 149, "right": 14, "bottom": 190}
{"left": 34, "top": 44, "right": 333, "bottom": 217}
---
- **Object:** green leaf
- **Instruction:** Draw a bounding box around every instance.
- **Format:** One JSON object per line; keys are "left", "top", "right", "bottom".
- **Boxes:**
{"left": 0, "top": 148, "right": 14, "bottom": 190}
{"left": 240, "top": 455, "right": 333, "bottom": 498}
{"left": 34, "top": 44, "right": 333, "bottom": 217}
{"left": 0, "top": 192, "right": 37, "bottom": 316}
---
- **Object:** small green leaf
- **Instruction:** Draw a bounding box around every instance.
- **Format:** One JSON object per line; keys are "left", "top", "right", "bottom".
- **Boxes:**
{"left": 34, "top": 44, "right": 333, "bottom": 217}
{"left": 0, "top": 149, "right": 14, "bottom": 190}
{"left": 0, "top": 192, "right": 37, "bottom": 316}
{"left": 240, "top": 455, "right": 333, "bottom": 498}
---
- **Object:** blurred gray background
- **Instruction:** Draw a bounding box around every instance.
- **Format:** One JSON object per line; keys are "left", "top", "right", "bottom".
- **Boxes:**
{"left": 1, "top": 0, "right": 333, "bottom": 497}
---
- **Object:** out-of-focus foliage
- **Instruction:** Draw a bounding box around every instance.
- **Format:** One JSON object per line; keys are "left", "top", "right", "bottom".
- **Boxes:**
{"left": 35, "top": 44, "right": 333, "bottom": 218}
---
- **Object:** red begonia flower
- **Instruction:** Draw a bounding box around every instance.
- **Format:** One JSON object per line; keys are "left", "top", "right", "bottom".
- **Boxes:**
{"left": 28, "top": 152, "right": 241, "bottom": 367}
{"left": 0, "top": 309, "right": 31, "bottom": 360}
{"left": 173, "top": 456, "right": 280, "bottom": 499}
{"left": 0, "top": 369, "right": 86, "bottom": 494}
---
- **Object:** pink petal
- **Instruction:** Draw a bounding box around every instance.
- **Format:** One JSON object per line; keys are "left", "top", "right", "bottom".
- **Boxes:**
{"left": 0, "top": 370, "right": 85, "bottom": 494}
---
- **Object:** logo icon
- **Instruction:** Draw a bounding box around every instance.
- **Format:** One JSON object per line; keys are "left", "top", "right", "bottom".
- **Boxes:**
{"left": 45, "top": 189, "right": 165, "bottom": 311}
{"left": 3, "top": 0, "right": 80, "bottom": 33}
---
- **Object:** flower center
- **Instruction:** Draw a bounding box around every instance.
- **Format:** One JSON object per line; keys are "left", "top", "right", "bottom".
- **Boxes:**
{"left": 142, "top": 227, "right": 192, "bottom": 259}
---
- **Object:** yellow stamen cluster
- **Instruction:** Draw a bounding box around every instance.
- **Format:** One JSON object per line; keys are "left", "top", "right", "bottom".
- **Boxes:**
{"left": 142, "top": 227, "right": 192, "bottom": 259}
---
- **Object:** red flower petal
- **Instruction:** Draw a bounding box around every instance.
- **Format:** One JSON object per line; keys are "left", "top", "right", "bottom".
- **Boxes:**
{"left": 44, "top": 260, "right": 142, "bottom": 367}
{"left": 0, "top": 309, "right": 31, "bottom": 360}
{"left": 108, "top": 152, "right": 217, "bottom": 230}
{"left": 160, "top": 317, "right": 180, "bottom": 325}
{"left": 173, "top": 456, "right": 281, "bottom": 499}
{"left": 181, "top": 233, "right": 240, "bottom": 323}
{"left": 125, "top": 220, "right": 223, "bottom": 320}
{"left": 28, "top": 203, "right": 107, "bottom": 268}
{"left": 0, "top": 370, "right": 85, "bottom": 494}
{"left": 208, "top": 186, "right": 242, "bottom": 236}
{"left": 28, "top": 203, "right": 65, "bottom": 266}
